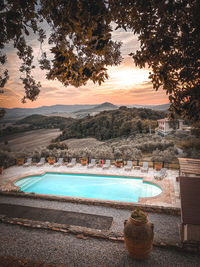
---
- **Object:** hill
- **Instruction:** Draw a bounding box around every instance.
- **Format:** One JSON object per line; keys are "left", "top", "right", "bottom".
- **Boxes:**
{"left": 127, "top": 103, "right": 170, "bottom": 111}
{"left": 16, "top": 114, "right": 75, "bottom": 129}
{"left": 0, "top": 115, "right": 75, "bottom": 137}
{"left": 74, "top": 102, "right": 118, "bottom": 118}
{"left": 1, "top": 103, "right": 169, "bottom": 122}
{"left": 58, "top": 106, "right": 166, "bottom": 141}
{"left": 2, "top": 104, "right": 96, "bottom": 121}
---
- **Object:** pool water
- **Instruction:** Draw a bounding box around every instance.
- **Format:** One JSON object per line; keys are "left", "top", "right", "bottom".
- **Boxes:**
{"left": 15, "top": 173, "right": 162, "bottom": 203}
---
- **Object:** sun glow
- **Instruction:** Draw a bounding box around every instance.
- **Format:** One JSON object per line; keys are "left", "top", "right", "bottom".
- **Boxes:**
{"left": 112, "top": 69, "right": 150, "bottom": 87}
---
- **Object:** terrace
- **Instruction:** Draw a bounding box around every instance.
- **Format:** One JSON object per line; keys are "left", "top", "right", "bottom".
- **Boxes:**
{"left": 0, "top": 162, "right": 180, "bottom": 208}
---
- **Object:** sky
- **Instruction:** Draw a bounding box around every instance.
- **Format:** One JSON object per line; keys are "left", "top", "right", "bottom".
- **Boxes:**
{"left": 0, "top": 27, "right": 169, "bottom": 109}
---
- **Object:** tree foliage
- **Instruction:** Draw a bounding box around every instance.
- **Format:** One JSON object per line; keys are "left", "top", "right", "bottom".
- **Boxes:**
{"left": 58, "top": 107, "right": 165, "bottom": 141}
{"left": 1, "top": 0, "right": 199, "bottom": 122}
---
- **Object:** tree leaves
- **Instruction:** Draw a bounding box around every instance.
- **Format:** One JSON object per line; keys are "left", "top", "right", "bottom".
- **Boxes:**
{"left": 0, "top": 0, "right": 199, "bottom": 122}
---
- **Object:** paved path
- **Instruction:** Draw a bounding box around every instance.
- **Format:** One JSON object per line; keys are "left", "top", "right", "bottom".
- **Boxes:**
{"left": 1, "top": 223, "right": 200, "bottom": 267}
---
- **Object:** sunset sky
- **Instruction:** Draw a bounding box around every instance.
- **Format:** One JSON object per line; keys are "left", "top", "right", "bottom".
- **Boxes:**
{"left": 1, "top": 27, "right": 169, "bottom": 109}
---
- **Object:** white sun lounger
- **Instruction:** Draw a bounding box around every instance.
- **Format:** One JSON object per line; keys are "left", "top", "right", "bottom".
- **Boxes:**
{"left": 87, "top": 159, "right": 96, "bottom": 168}
{"left": 154, "top": 168, "right": 167, "bottom": 180}
{"left": 124, "top": 160, "right": 133, "bottom": 171}
{"left": 67, "top": 158, "right": 76, "bottom": 167}
{"left": 36, "top": 157, "right": 45, "bottom": 166}
{"left": 141, "top": 162, "right": 149, "bottom": 173}
{"left": 54, "top": 158, "right": 64, "bottom": 167}
{"left": 23, "top": 158, "right": 32, "bottom": 167}
{"left": 102, "top": 160, "right": 111, "bottom": 169}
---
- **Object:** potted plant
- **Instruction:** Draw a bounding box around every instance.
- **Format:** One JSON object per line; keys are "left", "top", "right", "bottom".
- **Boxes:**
{"left": 115, "top": 159, "right": 123, "bottom": 168}
{"left": 124, "top": 208, "right": 154, "bottom": 259}
{"left": 81, "top": 157, "right": 88, "bottom": 166}
{"left": 16, "top": 158, "right": 25, "bottom": 166}
{"left": 47, "top": 156, "right": 55, "bottom": 164}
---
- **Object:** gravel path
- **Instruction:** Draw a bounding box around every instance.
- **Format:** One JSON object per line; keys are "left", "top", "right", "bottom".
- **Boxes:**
{"left": 0, "top": 195, "right": 180, "bottom": 245}
{"left": 0, "top": 223, "right": 200, "bottom": 267}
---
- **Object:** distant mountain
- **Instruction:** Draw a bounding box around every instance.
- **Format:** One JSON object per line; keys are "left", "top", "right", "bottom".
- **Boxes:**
{"left": 151, "top": 104, "right": 170, "bottom": 111}
{"left": 16, "top": 114, "right": 75, "bottom": 128}
{"left": 2, "top": 104, "right": 96, "bottom": 121}
{"left": 74, "top": 102, "right": 118, "bottom": 118}
{"left": 1, "top": 103, "right": 169, "bottom": 122}
{"left": 126, "top": 104, "right": 170, "bottom": 111}
{"left": 97, "top": 102, "right": 117, "bottom": 109}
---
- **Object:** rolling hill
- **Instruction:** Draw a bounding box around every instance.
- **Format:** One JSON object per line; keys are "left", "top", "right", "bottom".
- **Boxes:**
{"left": 1, "top": 103, "right": 169, "bottom": 122}
{"left": 58, "top": 106, "right": 166, "bottom": 141}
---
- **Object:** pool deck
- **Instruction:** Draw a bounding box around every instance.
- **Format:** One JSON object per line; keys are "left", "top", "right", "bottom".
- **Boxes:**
{"left": 0, "top": 164, "right": 180, "bottom": 208}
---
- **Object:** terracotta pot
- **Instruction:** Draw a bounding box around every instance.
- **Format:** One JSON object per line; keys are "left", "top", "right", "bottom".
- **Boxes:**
{"left": 115, "top": 162, "right": 123, "bottom": 168}
{"left": 48, "top": 158, "right": 55, "bottom": 164}
{"left": 81, "top": 159, "right": 88, "bottom": 166}
{"left": 17, "top": 158, "right": 24, "bottom": 166}
{"left": 124, "top": 215, "right": 154, "bottom": 259}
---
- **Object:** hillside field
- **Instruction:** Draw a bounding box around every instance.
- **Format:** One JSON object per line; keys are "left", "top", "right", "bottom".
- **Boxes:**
{"left": 0, "top": 129, "right": 61, "bottom": 153}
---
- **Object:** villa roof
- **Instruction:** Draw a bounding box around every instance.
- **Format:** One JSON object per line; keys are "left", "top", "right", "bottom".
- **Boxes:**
{"left": 178, "top": 158, "right": 200, "bottom": 176}
{"left": 158, "top": 118, "right": 184, "bottom": 123}
{"left": 157, "top": 118, "right": 169, "bottom": 122}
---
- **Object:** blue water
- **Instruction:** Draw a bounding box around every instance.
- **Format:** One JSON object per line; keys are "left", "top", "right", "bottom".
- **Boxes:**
{"left": 15, "top": 173, "right": 162, "bottom": 203}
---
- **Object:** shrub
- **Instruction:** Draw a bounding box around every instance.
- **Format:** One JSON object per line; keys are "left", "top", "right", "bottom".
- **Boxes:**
{"left": 0, "top": 151, "right": 16, "bottom": 168}
{"left": 152, "top": 147, "right": 177, "bottom": 162}
{"left": 47, "top": 142, "right": 68, "bottom": 150}
{"left": 191, "top": 127, "right": 200, "bottom": 137}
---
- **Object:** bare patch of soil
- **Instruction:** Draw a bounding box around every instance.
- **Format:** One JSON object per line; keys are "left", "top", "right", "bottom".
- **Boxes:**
{"left": 0, "top": 129, "right": 61, "bottom": 153}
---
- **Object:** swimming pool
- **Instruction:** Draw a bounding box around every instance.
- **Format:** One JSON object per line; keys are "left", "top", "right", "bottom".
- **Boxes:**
{"left": 15, "top": 173, "right": 162, "bottom": 203}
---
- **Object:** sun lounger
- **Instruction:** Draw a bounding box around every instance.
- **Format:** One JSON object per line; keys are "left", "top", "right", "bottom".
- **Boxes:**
{"left": 141, "top": 162, "right": 149, "bottom": 173}
{"left": 102, "top": 160, "right": 111, "bottom": 169}
{"left": 87, "top": 159, "right": 96, "bottom": 168}
{"left": 67, "top": 158, "right": 76, "bottom": 167}
{"left": 36, "top": 157, "right": 46, "bottom": 166}
{"left": 124, "top": 160, "right": 133, "bottom": 171}
{"left": 154, "top": 168, "right": 167, "bottom": 180}
{"left": 23, "top": 158, "right": 32, "bottom": 167}
{"left": 54, "top": 158, "right": 64, "bottom": 167}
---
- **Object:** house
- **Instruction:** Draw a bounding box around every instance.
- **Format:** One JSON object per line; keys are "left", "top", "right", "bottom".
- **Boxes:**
{"left": 157, "top": 118, "right": 183, "bottom": 136}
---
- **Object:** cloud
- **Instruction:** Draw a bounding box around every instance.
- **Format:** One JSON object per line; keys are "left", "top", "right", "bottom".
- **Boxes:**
{"left": 2, "top": 25, "right": 168, "bottom": 108}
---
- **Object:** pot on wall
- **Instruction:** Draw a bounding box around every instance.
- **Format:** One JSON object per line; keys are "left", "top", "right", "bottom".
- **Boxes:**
{"left": 115, "top": 160, "right": 123, "bottom": 168}
{"left": 17, "top": 158, "right": 24, "bottom": 166}
{"left": 124, "top": 208, "right": 154, "bottom": 259}
{"left": 81, "top": 158, "right": 88, "bottom": 166}
{"left": 48, "top": 157, "right": 55, "bottom": 165}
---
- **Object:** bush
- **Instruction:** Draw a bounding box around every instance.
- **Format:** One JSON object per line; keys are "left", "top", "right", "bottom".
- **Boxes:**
{"left": 179, "top": 138, "right": 200, "bottom": 150}
{"left": 178, "top": 138, "right": 200, "bottom": 158}
{"left": 191, "top": 127, "right": 200, "bottom": 137}
{"left": 0, "top": 151, "right": 16, "bottom": 168}
{"left": 47, "top": 142, "right": 68, "bottom": 150}
{"left": 152, "top": 147, "right": 177, "bottom": 162}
